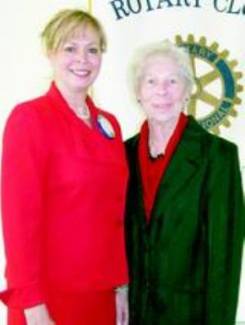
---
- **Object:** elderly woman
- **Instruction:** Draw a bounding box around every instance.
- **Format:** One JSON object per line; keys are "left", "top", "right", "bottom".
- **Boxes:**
{"left": 0, "top": 9, "right": 128, "bottom": 325}
{"left": 125, "top": 40, "right": 244, "bottom": 325}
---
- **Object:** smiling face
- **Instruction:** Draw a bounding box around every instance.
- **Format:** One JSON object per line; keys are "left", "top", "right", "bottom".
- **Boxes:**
{"left": 48, "top": 24, "right": 102, "bottom": 95}
{"left": 137, "top": 54, "right": 188, "bottom": 122}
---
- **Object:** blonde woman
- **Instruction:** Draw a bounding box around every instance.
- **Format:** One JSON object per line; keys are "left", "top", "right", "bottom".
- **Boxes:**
{"left": 0, "top": 9, "right": 128, "bottom": 325}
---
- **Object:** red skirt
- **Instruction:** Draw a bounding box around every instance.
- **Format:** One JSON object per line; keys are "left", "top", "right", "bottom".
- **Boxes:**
{"left": 8, "top": 290, "right": 116, "bottom": 325}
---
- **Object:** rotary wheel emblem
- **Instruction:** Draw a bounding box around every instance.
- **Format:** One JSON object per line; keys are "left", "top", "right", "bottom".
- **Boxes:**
{"left": 175, "top": 34, "right": 243, "bottom": 134}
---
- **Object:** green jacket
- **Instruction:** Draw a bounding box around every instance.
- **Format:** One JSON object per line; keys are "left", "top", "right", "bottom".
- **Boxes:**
{"left": 125, "top": 116, "right": 244, "bottom": 325}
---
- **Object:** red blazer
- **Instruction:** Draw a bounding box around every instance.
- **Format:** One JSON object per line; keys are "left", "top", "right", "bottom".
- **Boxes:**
{"left": 0, "top": 83, "right": 129, "bottom": 308}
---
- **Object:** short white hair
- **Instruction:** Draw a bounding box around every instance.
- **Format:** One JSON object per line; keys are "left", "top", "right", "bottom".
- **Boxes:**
{"left": 129, "top": 39, "right": 194, "bottom": 101}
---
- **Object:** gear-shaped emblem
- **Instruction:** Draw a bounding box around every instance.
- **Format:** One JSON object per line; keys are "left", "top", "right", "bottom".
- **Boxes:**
{"left": 175, "top": 34, "right": 243, "bottom": 134}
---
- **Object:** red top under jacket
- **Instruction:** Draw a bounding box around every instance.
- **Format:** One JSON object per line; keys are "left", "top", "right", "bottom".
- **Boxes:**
{"left": 0, "top": 82, "right": 129, "bottom": 309}
{"left": 139, "top": 113, "right": 188, "bottom": 220}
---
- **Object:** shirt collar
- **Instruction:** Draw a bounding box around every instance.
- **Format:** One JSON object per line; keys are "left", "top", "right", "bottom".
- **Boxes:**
{"left": 46, "top": 81, "right": 98, "bottom": 123}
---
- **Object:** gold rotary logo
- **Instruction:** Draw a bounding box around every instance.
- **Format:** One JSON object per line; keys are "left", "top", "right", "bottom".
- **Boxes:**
{"left": 175, "top": 34, "right": 243, "bottom": 134}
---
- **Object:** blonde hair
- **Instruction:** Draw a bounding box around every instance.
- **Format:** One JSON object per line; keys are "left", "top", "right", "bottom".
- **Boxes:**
{"left": 129, "top": 40, "right": 194, "bottom": 100}
{"left": 41, "top": 9, "right": 107, "bottom": 54}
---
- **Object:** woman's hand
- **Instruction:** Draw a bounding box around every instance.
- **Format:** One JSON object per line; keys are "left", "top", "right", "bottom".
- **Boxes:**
{"left": 24, "top": 304, "right": 55, "bottom": 325}
{"left": 115, "top": 286, "right": 129, "bottom": 325}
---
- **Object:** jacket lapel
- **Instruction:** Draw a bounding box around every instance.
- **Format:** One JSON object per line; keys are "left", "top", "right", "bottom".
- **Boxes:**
{"left": 148, "top": 117, "right": 206, "bottom": 240}
{"left": 128, "top": 117, "right": 207, "bottom": 237}
{"left": 153, "top": 118, "right": 203, "bottom": 210}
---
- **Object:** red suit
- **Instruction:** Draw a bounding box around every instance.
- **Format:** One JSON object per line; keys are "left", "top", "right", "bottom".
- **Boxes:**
{"left": 0, "top": 83, "right": 128, "bottom": 324}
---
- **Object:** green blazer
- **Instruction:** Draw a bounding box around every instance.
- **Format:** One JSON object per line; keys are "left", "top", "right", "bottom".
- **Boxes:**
{"left": 125, "top": 116, "right": 244, "bottom": 325}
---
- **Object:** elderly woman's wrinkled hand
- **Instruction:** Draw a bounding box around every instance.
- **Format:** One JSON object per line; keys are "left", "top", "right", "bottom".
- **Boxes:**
{"left": 115, "top": 286, "right": 129, "bottom": 325}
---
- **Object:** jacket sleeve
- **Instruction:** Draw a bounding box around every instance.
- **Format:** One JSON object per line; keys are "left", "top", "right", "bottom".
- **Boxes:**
{"left": 0, "top": 105, "right": 47, "bottom": 309}
{"left": 205, "top": 140, "right": 245, "bottom": 324}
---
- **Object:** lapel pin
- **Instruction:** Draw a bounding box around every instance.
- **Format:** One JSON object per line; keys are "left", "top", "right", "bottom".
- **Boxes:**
{"left": 97, "top": 114, "right": 116, "bottom": 139}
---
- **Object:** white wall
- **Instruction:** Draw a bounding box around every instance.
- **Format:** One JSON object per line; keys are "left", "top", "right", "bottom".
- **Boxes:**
{"left": 0, "top": 1, "right": 244, "bottom": 324}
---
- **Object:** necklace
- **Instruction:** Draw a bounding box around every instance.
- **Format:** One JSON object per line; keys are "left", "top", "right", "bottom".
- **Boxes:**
{"left": 75, "top": 104, "right": 90, "bottom": 120}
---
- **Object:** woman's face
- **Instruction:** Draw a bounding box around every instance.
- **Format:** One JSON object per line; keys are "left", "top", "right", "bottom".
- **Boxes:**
{"left": 49, "top": 24, "right": 102, "bottom": 94}
{"left": 137, "top": 54, "right": 188, "bottom": 122}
